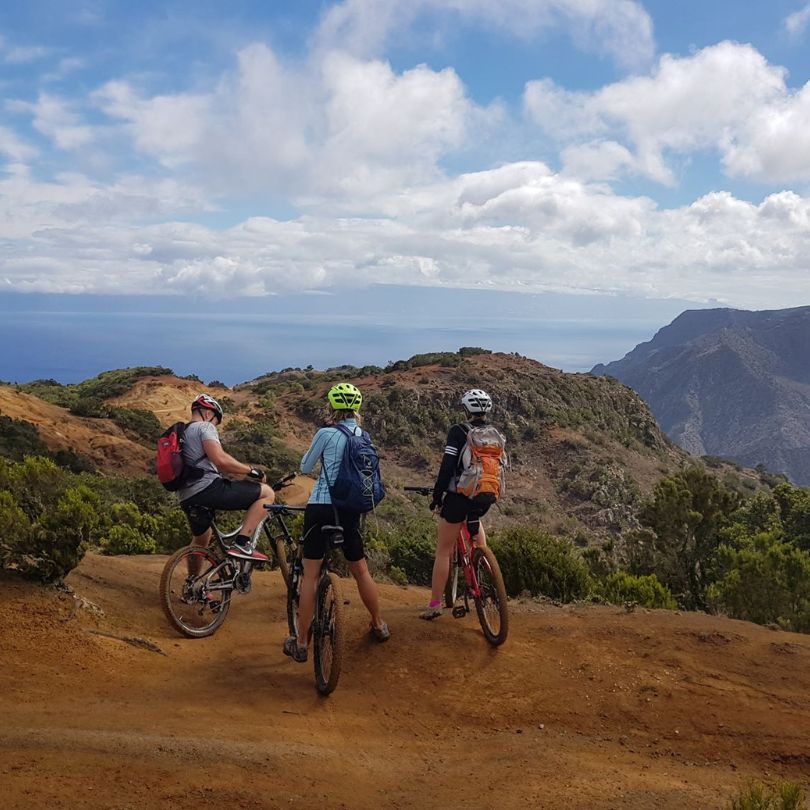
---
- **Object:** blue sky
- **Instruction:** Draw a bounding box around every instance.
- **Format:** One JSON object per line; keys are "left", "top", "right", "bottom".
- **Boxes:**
{"left": 2, "top": 1, "right": 810, "bottom": 380}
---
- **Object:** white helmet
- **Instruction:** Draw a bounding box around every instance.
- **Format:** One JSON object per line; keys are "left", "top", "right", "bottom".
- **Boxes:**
{"left": 461, "top": 389, "right": 492, "bottom": 414}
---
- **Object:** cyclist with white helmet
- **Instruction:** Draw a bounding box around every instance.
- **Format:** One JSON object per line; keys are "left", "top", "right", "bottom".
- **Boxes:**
{"left": 422, "top": 388, "right": 496, "bottom": 620}
{"left": 284, "top": 382, "right": 390, "bottom": 664}
{"left": 177, "top": 393, "right": 275, "bottom": 562}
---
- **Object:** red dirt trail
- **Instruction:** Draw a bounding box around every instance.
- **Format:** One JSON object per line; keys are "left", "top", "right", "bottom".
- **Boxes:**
{"left": 2, "top": 553, "right": 810, "bottom": 810}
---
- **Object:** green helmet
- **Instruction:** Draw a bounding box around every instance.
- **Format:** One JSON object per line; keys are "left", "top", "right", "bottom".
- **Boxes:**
{"left": 327, "top": 382, "right": 362, "bottom": 411}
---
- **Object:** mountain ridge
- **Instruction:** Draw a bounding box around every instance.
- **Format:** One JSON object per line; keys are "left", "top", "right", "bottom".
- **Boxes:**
{"left": 591, "top": 306, "right": 810, "bottom": 484}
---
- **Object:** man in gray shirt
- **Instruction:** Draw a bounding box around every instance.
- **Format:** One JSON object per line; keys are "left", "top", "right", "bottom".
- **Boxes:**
{"left": 178, "top": 393, "right": 275, "bottom": 559}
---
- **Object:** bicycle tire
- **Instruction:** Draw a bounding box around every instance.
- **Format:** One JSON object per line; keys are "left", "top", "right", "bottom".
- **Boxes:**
{"left": 274, "top": 536, "right": 296, "bottom": 588}
{"left": 159, "top": 545, "right": 233, "bottom": 638}
{"left": 444, "top": 548, "right": 460, "bottom": 609}
{"left": 313, "top": 572, "right": 345, "bottom": 696}
{"left": 286, "top": 561, "right": 300, "bottom": 640}
{"left": 472, "top": 546, "right": 509, "bottom": 646}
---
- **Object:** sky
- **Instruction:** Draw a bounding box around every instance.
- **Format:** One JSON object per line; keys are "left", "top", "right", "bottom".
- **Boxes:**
{"left": 2, "top": 1, "right": 810, "bottom": 381}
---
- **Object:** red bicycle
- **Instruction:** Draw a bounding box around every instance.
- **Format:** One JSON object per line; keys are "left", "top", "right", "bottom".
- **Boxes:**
{"left": 405, "top": 486, "right": 509, "bottom": 646}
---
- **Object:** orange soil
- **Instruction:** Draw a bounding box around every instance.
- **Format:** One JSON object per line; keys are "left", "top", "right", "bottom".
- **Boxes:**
{"left": 2, "top": 554, "right": 809, "bottom": 810}
{"left": 0, "top": 387, "right": 152, "bottom": 475}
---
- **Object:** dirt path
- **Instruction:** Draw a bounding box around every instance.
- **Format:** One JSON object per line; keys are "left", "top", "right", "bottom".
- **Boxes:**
{"left": 2, "top": 554, "right": 810, "bottom": 810}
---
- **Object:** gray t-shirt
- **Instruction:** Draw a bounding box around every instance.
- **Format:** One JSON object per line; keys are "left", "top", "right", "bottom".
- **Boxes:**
{"left": 177, "top": 420, "right": 222, "bottom": 502}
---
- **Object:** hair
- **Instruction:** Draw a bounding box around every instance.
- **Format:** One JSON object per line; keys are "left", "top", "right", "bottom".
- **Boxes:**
{"left": 323, "top": 406, "right": 361, "bottom": 426}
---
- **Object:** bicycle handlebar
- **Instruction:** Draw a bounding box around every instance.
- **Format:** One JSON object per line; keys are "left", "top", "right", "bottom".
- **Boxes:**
{"left": 404, "top": 486, "right": 433, "bottom": 497}
{"left": 264, "top": 503, "right": 306, "bottom": 513}
{"left": 271, "top": 472, "right": 297, "bottom": 492}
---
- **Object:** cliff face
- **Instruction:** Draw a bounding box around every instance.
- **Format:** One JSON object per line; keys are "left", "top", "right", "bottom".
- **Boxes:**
{"left": 592, "top": 307, "right": 810, "bottom": 484}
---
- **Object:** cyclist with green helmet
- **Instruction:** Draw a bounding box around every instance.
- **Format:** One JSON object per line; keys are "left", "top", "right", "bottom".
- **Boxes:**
{"left": 284, "top": 382, "right": 390, "bottom": 663}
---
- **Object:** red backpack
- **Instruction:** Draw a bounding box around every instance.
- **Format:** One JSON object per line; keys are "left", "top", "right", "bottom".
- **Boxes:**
{"left": 155, "top": 422, "right": 204, "bottom": 492}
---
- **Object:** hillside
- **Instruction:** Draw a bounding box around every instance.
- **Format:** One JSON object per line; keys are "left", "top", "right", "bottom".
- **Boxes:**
{"left": 2, "top": 351, "right": 693, "bottom": 539}
{"left": 2, "top": 554, "right": 809, "bottom": 810}
{"left": 591, "top": 307, "right": 810, "bottom": 485}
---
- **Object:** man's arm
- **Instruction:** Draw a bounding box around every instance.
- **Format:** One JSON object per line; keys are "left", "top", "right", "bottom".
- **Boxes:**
{"left": 203, "top": 439, "right": 260, "bottom": 479}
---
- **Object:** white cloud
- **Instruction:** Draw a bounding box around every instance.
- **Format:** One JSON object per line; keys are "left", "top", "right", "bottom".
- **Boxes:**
{"left": 95, "top": 43, "right": 494, "bottom": 203}
{"left": 524, "top": 41, "right": 810, "bottom": 184}
{"left": 3, "top": 158, "right": 810, "bottom": 310}
{"left": 785, "top": 2, "right": 810, "bottom": 39}
{"left": 315, "top": 0, "right": 655, "bottom": 70}
{"left": 0, "top": 126, "right": 37, "bottom": 162}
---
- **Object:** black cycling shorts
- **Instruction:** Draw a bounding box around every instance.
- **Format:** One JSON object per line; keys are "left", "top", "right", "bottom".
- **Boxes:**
{"left": 180, "top": 478, "right": 262, "bottom": 536}
{"left": 439, "top": 491, "right": 493, "bottom": 533}
{"left": 302, "top": 504, "right": 364, "bottom": 563}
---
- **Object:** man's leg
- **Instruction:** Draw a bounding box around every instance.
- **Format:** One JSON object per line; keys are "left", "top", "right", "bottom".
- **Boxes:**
{"left": 241, "top": 483, "right": 275, "bottom": 537}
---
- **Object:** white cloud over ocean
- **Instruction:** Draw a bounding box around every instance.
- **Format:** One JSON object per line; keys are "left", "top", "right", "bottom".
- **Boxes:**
{"left": 2, "top": 1, "right": 810, "bottom": 310}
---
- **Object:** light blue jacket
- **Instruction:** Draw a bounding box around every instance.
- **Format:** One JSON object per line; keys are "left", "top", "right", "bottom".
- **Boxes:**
{"left": 300, "top": 419, "right": 360, "bottom": 505}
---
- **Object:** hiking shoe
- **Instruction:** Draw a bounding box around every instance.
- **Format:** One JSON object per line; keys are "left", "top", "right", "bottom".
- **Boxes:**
{"left": 283, "top": 636, "right": 308, "bottom": 663}
{"left": 420, "top": 605, "right": 443, "bottom": 621}
{"left": 227, "top": 541, "right": 269, "bottom": 561}
{"left": 370, "top": 621, "right": 391, "bottom": 642}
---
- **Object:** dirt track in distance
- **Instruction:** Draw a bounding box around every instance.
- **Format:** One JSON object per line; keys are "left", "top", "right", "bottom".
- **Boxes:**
{"left": 2, "top": 553, "right": 810, "bottom": 810}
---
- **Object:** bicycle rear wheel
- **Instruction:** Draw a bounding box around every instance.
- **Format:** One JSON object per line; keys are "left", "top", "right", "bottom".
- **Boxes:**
{"left": 312, "top": 572, "right": 345, "bottom": 695}
{"left": 472, "top": 546, "right": 509, "bottom": 646}
{"left": 159, "top": 545, "right": 233, "bottom": 638}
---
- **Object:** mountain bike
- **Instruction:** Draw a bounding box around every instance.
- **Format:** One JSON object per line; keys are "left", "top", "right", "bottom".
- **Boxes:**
{"left": 159, "top": 473, "right": 301, "bottom": 639}
{"left": 405, "top": 486, "right": 509, "bottom": 646}
{"left": 282, "top": 515, "right": 346, "bottom": 696}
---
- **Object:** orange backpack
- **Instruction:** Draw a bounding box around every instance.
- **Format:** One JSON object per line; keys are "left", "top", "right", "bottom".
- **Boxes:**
{"left": 455, "top": 424, "right": 508, "bottom": 501}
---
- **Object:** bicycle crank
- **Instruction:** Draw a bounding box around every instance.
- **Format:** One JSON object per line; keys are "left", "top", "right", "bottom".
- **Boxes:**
{"left": 451, "top": 605, "right": 467, "bottom": 619}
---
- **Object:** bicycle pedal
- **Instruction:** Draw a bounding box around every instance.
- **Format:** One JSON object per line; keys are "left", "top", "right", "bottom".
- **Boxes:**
{"left": 451, "top": 605, "right": 467, "bottom": 619}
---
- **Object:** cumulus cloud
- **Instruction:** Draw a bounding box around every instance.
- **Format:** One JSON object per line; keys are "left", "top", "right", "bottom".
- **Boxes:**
{"left": 3, "top": 158, "right": 810, "bottom": 310}
{"left": 315, "top": 0, "right": 655, "bottom": 70}
{"left": 525, "top": 41, "right": 810, "bottom": 184}
{"left": 13, "top": 93, "right": 97, "bottom": 150}
{"left": 95, "top": 43, "right": 494, "bottom": 203}
{"left": 785, "top": 2, "right": 810, "bottom": 39}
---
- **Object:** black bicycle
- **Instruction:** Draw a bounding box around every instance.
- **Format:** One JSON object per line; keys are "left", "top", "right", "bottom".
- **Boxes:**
{"left": 159, "top": 473, "right": 301, "bottom": 639}
{"left": 282, "top": 515, "right": 346, "bottom": 696}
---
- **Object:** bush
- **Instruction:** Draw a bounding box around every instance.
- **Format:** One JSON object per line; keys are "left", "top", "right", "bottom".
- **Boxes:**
{"left": 728, "top": 780, "right": 806, "bottom": 810}
{"left": 102, "top": 524, "right": 157, "bottom": 555}
{"left": 598, "top": 571, "right": 677, "bottom": 610}
{"left": 385, "top": 516, "right": 436, "bottom": 586}
{"left": 490, "top": 527, "right": 592, "bottom": 600}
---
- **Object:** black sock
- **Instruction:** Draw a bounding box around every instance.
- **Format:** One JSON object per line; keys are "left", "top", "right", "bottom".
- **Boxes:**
{"left": 235, "top": 534, "right": 252, "bottom": 547}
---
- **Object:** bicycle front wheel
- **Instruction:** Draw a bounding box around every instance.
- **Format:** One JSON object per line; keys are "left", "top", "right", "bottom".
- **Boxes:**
{"left": 472, "top": 546, "right": 509, "bottom": 646}
{"left": 313, "top": 572, "right": 345, "bottom": 696}
{"left": 159, "top": 545, "right": 233, "bottom": 638}
{"left": 274, "top": 536, "right": 298, "bottom": 589}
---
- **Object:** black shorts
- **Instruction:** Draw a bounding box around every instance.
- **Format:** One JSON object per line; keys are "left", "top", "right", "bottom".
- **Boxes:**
{"left": 440, "top": 491, "right": 493, "bottom": 530}
{"left": 303, "top": 504, "right": 364, "bottom": 563}
{"left": 180, "top": 478, "right": 262, "bottom": 536}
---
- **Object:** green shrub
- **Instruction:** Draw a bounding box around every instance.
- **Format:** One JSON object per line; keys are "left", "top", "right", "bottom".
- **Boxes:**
{"left": 598, "top": 571, "right": 677, "bottom": 609}
{"left": 109, "top": 407, "right": 161, "bottom": 444}
{"left": 103, "top": 524, "right": 157, "bottom": 555}
{"left": 728, "top": 780, "right": 806, "bottom": 810}
{"left": 490, "top": 527, "right": 592, "bottom": 600}
{"left": 385, "top": 516, "right": 436, "bottom": 586}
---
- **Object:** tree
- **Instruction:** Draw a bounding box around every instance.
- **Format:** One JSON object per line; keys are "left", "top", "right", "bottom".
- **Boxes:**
{"left": 632, "top": 466, "right": 740, "bottom": 610}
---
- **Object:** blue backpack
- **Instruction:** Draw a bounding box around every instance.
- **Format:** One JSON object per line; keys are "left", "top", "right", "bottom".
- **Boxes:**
{"left": 327, "top": 423, "right": 386, "bottom": 513}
